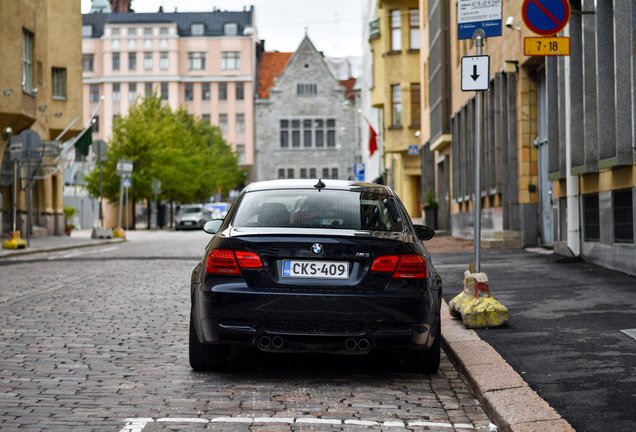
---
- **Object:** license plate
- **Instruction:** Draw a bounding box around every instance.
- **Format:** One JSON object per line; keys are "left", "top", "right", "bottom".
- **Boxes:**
{"left": 282, "top": 260, "right": 349, "bottom": 279}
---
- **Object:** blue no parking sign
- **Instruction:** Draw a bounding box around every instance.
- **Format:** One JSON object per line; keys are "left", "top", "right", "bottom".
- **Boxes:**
{"left": 522, "top": 0, "right": 571, "bottom": 36}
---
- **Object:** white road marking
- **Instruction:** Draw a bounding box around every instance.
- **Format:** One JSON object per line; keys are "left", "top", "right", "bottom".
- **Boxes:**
{"left": 119, "top": 416, "right": 475, "bottom": 431}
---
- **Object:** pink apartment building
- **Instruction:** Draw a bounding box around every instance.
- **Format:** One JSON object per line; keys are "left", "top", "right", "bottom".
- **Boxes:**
{"left": 81, "top": 7, "right": 258, "bottom": 179}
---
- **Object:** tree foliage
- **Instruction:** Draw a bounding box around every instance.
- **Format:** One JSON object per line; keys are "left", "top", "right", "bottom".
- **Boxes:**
{"left": 84, "top": 94, "right": 244, "bottom": 204}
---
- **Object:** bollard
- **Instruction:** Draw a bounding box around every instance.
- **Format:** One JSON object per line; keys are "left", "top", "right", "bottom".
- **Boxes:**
{"left": 449, "top": 269, "right": 508, "bottom": 328}
{"left": 2, "top": 231, "right": 27, "bottom": 249}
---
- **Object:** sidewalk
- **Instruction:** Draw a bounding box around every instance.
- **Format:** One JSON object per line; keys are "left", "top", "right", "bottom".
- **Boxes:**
{"left": 0, "top": 229, "right": 125, "bottom": 258}
{"left": 0, "top": 229, "right": 576, "bottom": 432}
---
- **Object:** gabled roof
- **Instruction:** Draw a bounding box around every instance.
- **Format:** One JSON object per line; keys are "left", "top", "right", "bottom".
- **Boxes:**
{"left": 257, "top": 52, "right": 293, "bottom": 99}
{"left": 82, "top": 9, "right": 253, "bottom": 38}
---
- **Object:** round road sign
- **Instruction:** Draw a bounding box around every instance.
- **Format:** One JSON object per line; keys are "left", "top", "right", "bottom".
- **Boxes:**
{"left": 522, "top": 0, "right": 570, "bottom": 36}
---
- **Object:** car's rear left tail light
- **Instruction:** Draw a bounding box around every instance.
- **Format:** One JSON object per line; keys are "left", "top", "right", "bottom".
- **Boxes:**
{"left": 371, "top": 254, "right": 427, "bottom": 279}
{"left": 206, "top": 249, "right": 263, "bottom": 274}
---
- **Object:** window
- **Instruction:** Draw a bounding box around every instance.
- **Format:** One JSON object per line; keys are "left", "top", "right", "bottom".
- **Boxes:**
{"left": 144, "top": 52, "right": 152, "bottom": 70}
{"left": 297, "top": 84, "right": 317, "bottom": 96}
{"left": 22, "top": 30, "right": 34, "bottom": 93}
{"left": 113, "top": 83, "right": 121, "bottom": 101}
{"left": 144, "top": 28, "right": 152, "bottom": 36}
{"left": 280, "top": 120, "right": 289, "bottom": 148}
{"left": 128, "top": 52, "right": 137, "bottom": 70}
{"left": 160, "top": 27, "right": 168, "bottom": 35}
{"left": 613, "top": 189, "right": 634, "bottom": 243}
{"left": 309, "top": 168, "right": 316, "bottom": 178}
{"left": 225, "top": 23, "right": 238, "bottom": 35}
{"left": 300, "top": 168, "right": 308, "bottom": 179}
{"left": 112, "top": 28, "right": 120, "bottom": 36}
{"left": 184, "top": 83, "right": 193, "bottom": 101}
{"left": 82, "top": 25, "right": 92, "bottom": 37}
{"left": 391, "top": 84, "right": 402, "bottom": 125}
{"left": 128, "top": 83, "right": 137, "bottom": 101}
{"left": 219, "top": 114, "right": 228, "bottom": 132}
{"left": 409, "top": 9, "right": 420, "bottom": 50}
{"left": 236, "top": 114, "right": 245, "bottom": 131}
{"left": 219, "top": 83, "right": 227, "bottom": 100}
{"left": 278, "top": 169, "right": 285, "bottom": 179}
{"left": 287, "top": 169, "right": 295, "bottom": 179}
{"left": 160, "top": 82, "right": 168, "bottom": 100}
{"left": 236, "top": 82, "right": 244, "bottom": 100}
{"left": 322, "top": 168, "right": 330, "bottom": 179}
{"left": 187, "top": 52, "right": 206, "bottom": 70}
{"left": 236, "top": 144, "right": 245, "bottom": 164}
{"left": 90, "top": 84, "right": 99, "bottom": 102}
{"left": 52, "top": 68, "right": 66, "bottom": 99}
{"left": 303, "top": 119, "right": 312, "bottom": 147}
{"left": 83, "top": 54, "right": 95, "bottom": 72}
{"left": 331, "top": 168, "right": 339, "bottom": 179}
{"left": 327, "top": 119, "right": 336, "bottom": 147}
{"left": 202, "top": 114, "right": 210, "bottom": 123}
{"left": 221, "top": 52, "right": 241, "bottom": 70}
{"left": 160, "top": 52, "right": 168, "bottom": 70}
{"left": 202, "top": 83, "right": 210, "bottom": 101}
{"left": 128, "top": 28, "right": 136, "bottom": 36}
{"left": 292, "top": 119, "right": 301, "bottom": 148}
{"left": 191, "top": 23, "right": 204, "bottom": 35}
{"left": 112, "top": 52, "right": 120, "bottom": 71}
{"left": 411, "top": 83, "right": 421, "bottom": 126}
{"left": 390, "top": 9, "right": 401, "bottom": 51}
{"left": 315, "top": 119, "right": 324, "bottom": 147}
{"left": 583, "top": 194, "right": 600, "bottom": 241}
{"left": 145, "top": 82, "right": 153, "bottom": 96}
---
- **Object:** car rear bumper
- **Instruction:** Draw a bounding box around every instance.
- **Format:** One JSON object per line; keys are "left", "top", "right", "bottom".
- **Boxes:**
{"left": 192, "top": 284, "right": 440, "bottom": 353}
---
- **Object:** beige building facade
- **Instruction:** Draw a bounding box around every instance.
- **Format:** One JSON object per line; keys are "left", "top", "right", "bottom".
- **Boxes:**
{"left": 0, "top": 0, "right": 84, "bottom": 237}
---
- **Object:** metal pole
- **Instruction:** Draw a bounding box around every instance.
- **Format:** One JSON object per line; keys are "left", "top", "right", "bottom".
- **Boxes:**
{"left": 474, "top": 33, "right": 484, "bottom": 273}
{"left": 99, "top": 158, "right": 103, "bottom": 228}
{"left": 118, "top": 176, "right": 124, "bottom": 228}
{"left": 125, "top": 179, "right": 129, "bottom": 230}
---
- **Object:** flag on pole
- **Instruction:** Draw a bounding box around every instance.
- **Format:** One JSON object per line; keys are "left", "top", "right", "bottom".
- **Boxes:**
{"left": 368, "top": 125, "right": 378, "bottom": 156}
{"left": 74, "top": 126, "right": 93, "bottom": 157}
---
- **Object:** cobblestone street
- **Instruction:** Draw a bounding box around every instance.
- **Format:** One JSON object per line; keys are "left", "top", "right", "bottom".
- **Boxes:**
{"left": 0, "top": 230, "right": 492, "bottom": 431}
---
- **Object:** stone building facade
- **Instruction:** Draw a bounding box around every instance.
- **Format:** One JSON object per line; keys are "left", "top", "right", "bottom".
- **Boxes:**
{"left": 254, "top": 36, "right": 358, "bottom": 182}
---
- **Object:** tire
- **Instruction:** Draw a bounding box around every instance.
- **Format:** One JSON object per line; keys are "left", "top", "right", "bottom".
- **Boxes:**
{"left": 189, "top": 314, "right": 229, "bottom": 371}
{"left": 400, "top": 317, "right": 441, "bottom": 374}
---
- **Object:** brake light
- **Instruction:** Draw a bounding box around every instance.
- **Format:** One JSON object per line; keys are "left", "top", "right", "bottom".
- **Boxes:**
{"left": 205, "top": 249, "right": 263, "bottom": 274}
{"left": 371, "top": 254, "right": 427, "bottom": 279}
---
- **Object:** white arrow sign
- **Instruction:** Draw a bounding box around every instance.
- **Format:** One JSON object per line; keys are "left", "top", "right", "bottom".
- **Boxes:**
{"left": 461, "top": 55, "right": 490, "bottom": 91}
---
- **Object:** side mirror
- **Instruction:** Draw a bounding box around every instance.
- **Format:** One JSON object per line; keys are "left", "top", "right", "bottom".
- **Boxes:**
{"left": 203, "top": 219, "right": 224, "bottom": 234}
{"left": 414, "top": 224, "right": 435, "bottom": 241}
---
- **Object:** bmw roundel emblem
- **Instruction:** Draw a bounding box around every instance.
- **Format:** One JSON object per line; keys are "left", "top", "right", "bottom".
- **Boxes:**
{"left": 311, "top": 243, "right": 323, "bottom": 255}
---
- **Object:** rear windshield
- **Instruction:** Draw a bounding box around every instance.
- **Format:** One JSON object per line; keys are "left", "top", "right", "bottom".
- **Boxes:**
{"left": 233, "top": 189, "right": 404, "bottom": 231}
{"left": 180, "top": 206, "right": 202, "bottom": 214}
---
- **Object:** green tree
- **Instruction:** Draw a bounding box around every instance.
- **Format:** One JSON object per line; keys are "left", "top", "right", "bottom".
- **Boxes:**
{"left": 84, "top": 94, "right": 243, "bottom": 205}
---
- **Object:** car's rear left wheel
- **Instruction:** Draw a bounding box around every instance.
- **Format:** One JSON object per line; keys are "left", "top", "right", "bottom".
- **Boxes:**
{"left": 189, "top": 315, "right": 230, "bottom": 371}
{"left": 400, "top": 318, "right": 441, "bottom": 374}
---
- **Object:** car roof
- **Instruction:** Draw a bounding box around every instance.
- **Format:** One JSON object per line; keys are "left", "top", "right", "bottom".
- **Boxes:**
{"left": 243, "top": 179, "right": 392, "bottom": 194}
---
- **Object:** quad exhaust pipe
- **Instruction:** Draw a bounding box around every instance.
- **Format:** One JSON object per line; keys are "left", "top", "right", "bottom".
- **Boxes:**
{"left": 345, "top": 338, "right": 371, "bottom": 352}
{"left": 257, "top": 335, "right": 285, "bottom": 350}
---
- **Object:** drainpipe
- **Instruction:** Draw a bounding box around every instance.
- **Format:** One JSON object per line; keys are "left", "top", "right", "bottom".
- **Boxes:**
{"left": 564, "top": 27, "right": 580, "bottom": 256}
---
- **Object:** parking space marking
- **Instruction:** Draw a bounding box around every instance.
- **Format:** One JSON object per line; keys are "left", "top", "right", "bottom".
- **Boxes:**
{"left": 120, "top": 416, "right": 472, "bottom": 430}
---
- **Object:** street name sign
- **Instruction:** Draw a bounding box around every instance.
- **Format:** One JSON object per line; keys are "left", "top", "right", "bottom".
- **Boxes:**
{"left": 457, "top": 0, "right": 502, "bottom": 40}
{"left": 116, "top": 159, "right": 133, "bottom": 176}
{"left": 522, "top": 0, "right": 570, "bottom": 36}
{"left": 461, "top": 55, "right": 490, "bottom": 91}
{"left": 524, "top": 36, "right": 570, "bottom": 56}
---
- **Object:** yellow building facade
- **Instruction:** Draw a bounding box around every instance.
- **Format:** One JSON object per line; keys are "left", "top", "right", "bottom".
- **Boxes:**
{"left": 0, "top": 0, "right": 84, "bottom": 237}
{"left": 369, "top": 0, "right": 422, "bottom": 218}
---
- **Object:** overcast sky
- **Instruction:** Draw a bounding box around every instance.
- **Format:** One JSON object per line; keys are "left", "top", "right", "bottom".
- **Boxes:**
{"left": 81, "top": 0, "right": 365, "bottom": 57}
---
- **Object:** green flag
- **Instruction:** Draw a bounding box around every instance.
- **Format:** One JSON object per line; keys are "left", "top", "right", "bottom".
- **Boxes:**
{"left": 74, "top": 127, "right": 93, "bottom": 157}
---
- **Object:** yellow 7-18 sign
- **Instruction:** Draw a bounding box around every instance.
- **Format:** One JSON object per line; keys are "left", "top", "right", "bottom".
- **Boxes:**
{"left": 524, "top": 37, "right": 570, "bottom": 56}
